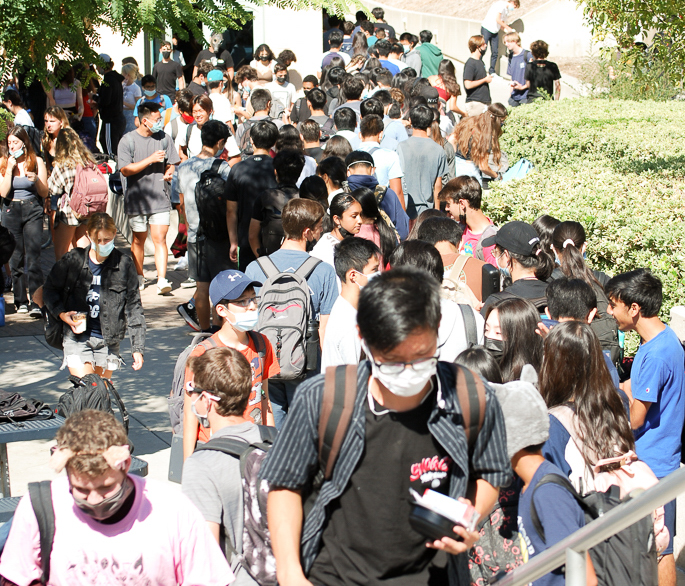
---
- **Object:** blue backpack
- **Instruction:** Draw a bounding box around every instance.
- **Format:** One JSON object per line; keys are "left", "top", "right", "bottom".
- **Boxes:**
{"left": 502, "top": 158, "right": 534, "bottom": 182}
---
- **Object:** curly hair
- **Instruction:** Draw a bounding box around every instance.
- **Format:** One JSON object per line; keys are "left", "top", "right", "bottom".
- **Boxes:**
{"left": 54, "top": 127, "right": 96, "bottom": 168}
{"left": 453, "top": 102, "right": 507, "bottom": 173}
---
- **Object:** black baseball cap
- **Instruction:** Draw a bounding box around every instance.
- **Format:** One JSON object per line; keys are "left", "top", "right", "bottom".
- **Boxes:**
{"left": 345, "top": 150, "right": 375, "bottom": 169}
{"left": 418, "top": 85, "right": 439, "bottom": 106}
{"left": 482, "top": 221, "right": 541, "bottom": 257}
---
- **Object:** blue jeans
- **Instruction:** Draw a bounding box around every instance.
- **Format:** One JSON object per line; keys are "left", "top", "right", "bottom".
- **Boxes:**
{"left": 269, "top": 373, "right": 317, "bottom": 429}
{"left": 481, "top": 27, "right": 500, "bottom": 75}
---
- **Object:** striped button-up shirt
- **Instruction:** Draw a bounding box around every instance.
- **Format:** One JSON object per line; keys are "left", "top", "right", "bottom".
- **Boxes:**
{"left": 261, "top": 360, "right": 512, "bottom": 580}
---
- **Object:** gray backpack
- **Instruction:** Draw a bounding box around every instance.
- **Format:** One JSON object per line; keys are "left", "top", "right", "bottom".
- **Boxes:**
{"left": 194, "top": 426, "right": 278, "bottom": 586}
{"left": 475, "top": 225, "right": 499, "bottom": 262}
{"left": 256, "top": 256, "right": 322, "bottom": 380}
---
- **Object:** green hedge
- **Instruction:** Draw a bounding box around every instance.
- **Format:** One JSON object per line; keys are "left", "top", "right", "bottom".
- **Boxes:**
{"left": 485, "top": 99, "right": 685, "bottom": 347}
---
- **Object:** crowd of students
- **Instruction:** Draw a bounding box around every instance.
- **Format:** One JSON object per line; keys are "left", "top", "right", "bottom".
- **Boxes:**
{"left": 0, "top": 7, "right": 681, "bottom": 586}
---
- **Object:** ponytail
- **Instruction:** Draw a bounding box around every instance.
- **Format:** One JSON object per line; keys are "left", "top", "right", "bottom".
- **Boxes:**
{"left": 552, "top": 221, "right": 601, "bottom": 289}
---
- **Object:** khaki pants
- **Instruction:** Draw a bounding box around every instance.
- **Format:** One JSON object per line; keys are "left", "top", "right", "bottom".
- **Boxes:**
{"left": 464, "top": 101, "right": 489, "bottom": 117}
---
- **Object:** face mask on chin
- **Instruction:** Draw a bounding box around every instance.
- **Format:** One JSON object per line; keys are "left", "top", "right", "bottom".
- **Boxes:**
{"left": 72, "top": 475, "right": 135, "bottom": 522}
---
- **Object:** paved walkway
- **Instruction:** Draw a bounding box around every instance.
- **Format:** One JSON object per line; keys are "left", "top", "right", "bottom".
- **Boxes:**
{"left": 0, "top": 229, "right": 197, "bottom": 495}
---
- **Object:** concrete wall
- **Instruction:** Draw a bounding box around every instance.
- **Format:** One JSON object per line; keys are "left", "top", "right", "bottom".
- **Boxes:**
{"left": 358, "top": 0, "right": 594, "bottom": 67}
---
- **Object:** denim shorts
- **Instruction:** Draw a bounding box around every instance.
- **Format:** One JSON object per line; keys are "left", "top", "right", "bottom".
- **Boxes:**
{"left": 62, "top": 330, "right": 121, "bottom": 372}
{"left": 129, "top": 211, "right": 171, "bottom": 233}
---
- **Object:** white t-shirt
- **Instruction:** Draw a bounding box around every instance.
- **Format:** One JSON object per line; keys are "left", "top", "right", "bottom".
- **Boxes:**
{"left": 264, "top": 81, "right": 297, "bottom": 109}
{"left": 209, "top": 93, "right": 235, "bottom": 125}
{"left": 321, "top": 296, "right": 361, "bottom": 371}
{"left": 0, "top": 475, "right": 233, "bottom": 586}
{"left": 482, "top": 0, "right": 513, "bottom": 33}
{"left": 13, "top": 109, "right": 34, "bottom": 127}
{"left": 311, "top": 232, "right": 339, "bottom": 269}
{"left": 164, "top": 116, "right": 189, "bottom": 153}
{"left": 358, "top": 141, "right": 404, "bottom": 187}
{"left": 438, "top": 298, "right": 485, "bottom": 362}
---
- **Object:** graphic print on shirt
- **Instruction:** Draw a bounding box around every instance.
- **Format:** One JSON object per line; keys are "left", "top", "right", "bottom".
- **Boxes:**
{"left": 410, "top": 455, "right": 451, "bottom": 489}
{"left": 246, "top": 354, "right": 264, "bottom": 424}
{"left": 86, "top": 274, "right": 101, "bottom": 319}
{"left": 66, "top": 552, "right": 151, "bottom": 586}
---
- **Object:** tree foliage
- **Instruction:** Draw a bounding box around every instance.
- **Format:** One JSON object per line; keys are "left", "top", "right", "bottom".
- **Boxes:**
{"left": 0, "top": 0, "right": 359, "bottom": 83}
{"left": 580, "top": 0, "right": 685, "bottom": 94}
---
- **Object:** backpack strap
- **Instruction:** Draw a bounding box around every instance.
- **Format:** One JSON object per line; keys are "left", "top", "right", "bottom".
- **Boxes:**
{"left": 458, "top": 304, "right": 478, "bottom": 348}
{"left": 319, "top": 365, "right": 358, "bottom": 480}
{"left": 530, "top": 473, "right": 588, "bottom": 543}
{"left": 256, "top": 256, "right": 280, "bottom": 280}
{"left": 368, "top": 146, "right": 380, "bottom": 156}
{"left": 447, "top": 254, "right": 469, "bottom": 283}
{"left": 454, "top": 364, "right": 486, "bottom": 455}
{"left": 103, "top": 379, "right": 130, "bottom": 434}
{"left": 257, "top": 424, "right": 278, "bottom": 445}
{"left": 295, "top": 256, "right": 322, "bottom": 280}
{"left": 170, "top": 117, "right": 179, "bottom": 141}
{"left": 186, "top": 122, "right": 195, "bottom": 146}
{"left": 28, "top": 481, "right": 55, "bottom": 586}
{"left": 194, "top": 436, "right": 252, "bottom": 458}
{"left": 475, "top": 225, "right": 498, "bottom": 261}
{"left": 210, "top": 158, "right": 223, "bottom": 174}
{"left": 247, "top": 331, "right": 269, "bottom": 425}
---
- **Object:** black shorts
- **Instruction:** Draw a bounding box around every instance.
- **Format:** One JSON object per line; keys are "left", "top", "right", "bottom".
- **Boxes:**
{"left": 188, "top": 238, "right": 236, "bottom": 283}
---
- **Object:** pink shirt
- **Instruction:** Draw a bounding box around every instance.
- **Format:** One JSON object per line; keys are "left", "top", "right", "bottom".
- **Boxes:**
{"left": 0, "top": 475, "right": 234, "bottom": 586}
{"left": 460, "top": 221, "right": 497, "bottom": 267}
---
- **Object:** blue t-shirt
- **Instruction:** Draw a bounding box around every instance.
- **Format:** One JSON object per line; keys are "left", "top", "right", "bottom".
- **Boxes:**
{"left": 507, "top": 50, "right": 533, "bottom": 102}
{"left": 631, "top": 325, "right": 685, "bottom": 477}
{"left": 133, "top": 93, "right": 173, "bottom": 117}
{"left": 379, "top": 59, "right": 400, "bottom": 76}
{"left": 86, "top": 258, "right": 103, "bottom": 338}
{"left": 518, "top": 460, "right": 586, "bottom": 586}
{"left": 381, "top": 117, "right": 409, "bottom": 152}
{"left": 245, "top": 250, "right": 339, "bottom": 317}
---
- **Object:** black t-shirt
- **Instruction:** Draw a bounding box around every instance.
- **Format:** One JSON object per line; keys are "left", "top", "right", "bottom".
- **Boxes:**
{"left": 186, "top": 81, "right": 207, "bottom": 96}
{"left": 194, "top": 49, "right": 235, "bottom": 71}
{"left": 252, "top": 185, "right": 299, "bottom": 255}
{"left": 225, "top": 155, "right": 278, "bottom": 247}
{"left": 86, "top": 257, "right": 103, "bottom": 338}
{"left": 152, "top": 60, "right": 184, "bottom": 100}
{"left": 463, "top": 57, "right": 491, "bottom": 104}
{"left": 525, "top": 60, "right": 561, "bottom": 100}
{"left": 374, "top": 22, "right": 396, "bottom": 40}
{"left": 308, "top": 386, "right": 450, "bottom": 586}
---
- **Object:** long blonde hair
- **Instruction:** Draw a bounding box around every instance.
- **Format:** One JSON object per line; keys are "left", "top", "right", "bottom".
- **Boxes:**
{"left": 121, "top": 63, "right": 140, "bottom": 83}
{"left": 54, "top": 127, "right": 96, "bottom": 168}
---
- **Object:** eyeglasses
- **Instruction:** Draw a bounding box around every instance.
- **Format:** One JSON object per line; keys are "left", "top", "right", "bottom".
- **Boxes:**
{"left": 230, "top": 296, "right": 260, "bottom": 308}
{"left": 370, "top": 355, "right": 438, "bottom": 375}
{"left": 184, "top": 381, "right": 220, "bottom": 401}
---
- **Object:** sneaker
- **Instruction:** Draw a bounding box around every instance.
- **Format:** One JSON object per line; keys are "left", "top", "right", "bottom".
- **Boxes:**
{"left": 16, "top": 304, "right": 28, "bottom": 314}
{"left": 29, "top": 303, "right": 42, "bottom": 319}
{"left": 180, "top": 277, "right": 196, "bottom": 289}
{"left": 157, "top": 277, "right": 172, "bottom": 295}
{"left": 138, "top": 275, "right": 146, "bottom": 290}
{"left": 177, "top": 302, "right": 200, "bottom": 331}
{"left": 175, "top": 256, "right": 188, "bottom": 271}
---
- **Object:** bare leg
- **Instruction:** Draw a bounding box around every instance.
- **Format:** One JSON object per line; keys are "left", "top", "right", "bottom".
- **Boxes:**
{"left": 149, "top": 224, "right": 170, "bottom": 279}
{"left": 195, "top": 282, "right": 211, "bottom": 331}
{"left": 658, "top": 554, "right": 675, "bottom": 586}
{"left": 94, "top": 365, "right": 114, "bottom": 380}
{"left": 53, "top": 222, "right": 76, "bottom": 260}
{"left": 67, "top": 362, "right": 96, "bottom": 379}
{"left": 73, "top": 224, "right": 89, "bottom": 249}
{"left": 130, "top": 231, "right": 148, "bottom": 276}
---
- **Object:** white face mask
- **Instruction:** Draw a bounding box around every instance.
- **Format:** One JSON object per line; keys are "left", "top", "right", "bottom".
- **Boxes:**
{"left": 365, "top": 342, "right": 437, "bottom": 398}
{"left": 357, "top": 271, "right": 380, "bottom": 290}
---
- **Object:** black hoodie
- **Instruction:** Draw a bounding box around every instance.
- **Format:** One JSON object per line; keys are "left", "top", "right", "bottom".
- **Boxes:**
{"left": 97, "top": 69, "right": 125, "bottom": 122}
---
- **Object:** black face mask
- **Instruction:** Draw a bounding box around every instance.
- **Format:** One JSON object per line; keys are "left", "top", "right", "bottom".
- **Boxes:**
{"left": 337, "top": 224, "right": 355, "bottom": 239}
{"left": 484, "top": 337, "right": 505, "bottom": 362}
{"left": 161, "top": 51, "right": 171, "bottom": 59}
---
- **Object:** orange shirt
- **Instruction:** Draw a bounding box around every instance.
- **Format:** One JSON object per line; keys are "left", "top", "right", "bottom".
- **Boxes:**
{"left": 184, "top": 331, "right": 280, "bottom": 442}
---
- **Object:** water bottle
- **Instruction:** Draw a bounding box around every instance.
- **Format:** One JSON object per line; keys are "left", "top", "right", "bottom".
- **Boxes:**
{"left": 0, "top": 296, "right": 5, "bottom": 327}
{"left": 305, "top": 319, "right": 320, "bottom": 371}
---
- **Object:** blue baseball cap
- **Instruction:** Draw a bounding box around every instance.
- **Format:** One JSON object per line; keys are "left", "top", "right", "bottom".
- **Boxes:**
{"left": 209, "top": 270, "right": 262, "bottom": 306}
{"left": 207, "top": 69, "right": 224, "bottom": 82}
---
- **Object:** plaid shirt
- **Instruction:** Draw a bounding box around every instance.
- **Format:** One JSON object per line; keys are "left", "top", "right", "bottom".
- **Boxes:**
{"left": 261, "top": 361, "right": 512, "bottom": 581}
{"left": 48, "top": 164, "right": 79, "bottom": 226}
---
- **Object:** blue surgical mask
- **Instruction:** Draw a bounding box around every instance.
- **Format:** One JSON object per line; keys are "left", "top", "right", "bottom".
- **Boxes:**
{"left": 10, "top": 148, "right": 23, "bottom": 159}
{"left": 402, "top": 44, "right": 410, "bottom": 53}
{"left": 147, "top": 119, "right": 164, "bottom": 133}
{"left": 92, "top": 239, "right": 115, "bottom": 257}
{"left": 200, "top": 81, "right": 206, "bottom": 87}
{"left": 496, "top": 251, "right": 511, "bottom": 278}
{"left": 229, "top": 309, "right": 259, "bottom": 332}
{"left": 554, "top": 252, "right": 561, "bottom": 266}
{"left": 144, "top": 89, "right": 157, "bottom": 97}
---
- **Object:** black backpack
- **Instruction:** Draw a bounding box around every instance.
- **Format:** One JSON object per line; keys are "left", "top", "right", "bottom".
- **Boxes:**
{"left": 531, "top": 473, "right": 658, "bottom": 586}
{"left": 239, "top": 117, "right": 274, "bottom": 159}
{"left": 0, "top": 390, "right": 54, "bottom": 424}
{"left": 320, "top": 118, "right": 335, "bottom": 142}
{"left": 257, "top": 186, "right": 299, "bottom": 256}
{"left": 195, "top": 159, "right": 229, "bottom": 242}
{"left": 59, "top": 374, "right": 130, "bottom": 434}
{"left": 18, "top": 125, "right": 42, "bottom": 156}
{"left": 590, "top": 283, "right": 621, "bottom": 367}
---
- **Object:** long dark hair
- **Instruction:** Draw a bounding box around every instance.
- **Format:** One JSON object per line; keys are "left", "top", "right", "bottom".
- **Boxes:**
{"left": 353, "top": 187, "right": 398, "bottom": 261}
{"left": 540, "top": 321, "right": 634, "bottom": 471}
{"left": 552, "top": 221, "right": 601, "bottom": 289}
{"left": 275, "top": 125, "right": 303, "bottom": 152}
{"left": 1, "top": 126, "right": 37, "bottom": 175}
{"left": 487, "top": 297, "right": 544, "bottom": 382}
{"left": 329, "top": 193, "right": 359, "bottom": 235}
{"left": 532, "top": 214, "right": 560, "bottom": 256}
{"left": 351, "top": 31, "right": 368, "bottom": 57}
{"left": 437, "top": 59, "right": 461, "bottom": 97}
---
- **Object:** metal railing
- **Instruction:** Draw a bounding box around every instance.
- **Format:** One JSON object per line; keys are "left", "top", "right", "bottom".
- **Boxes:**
{"left": 494, "top": 466, "right": 685, "bottom": 586}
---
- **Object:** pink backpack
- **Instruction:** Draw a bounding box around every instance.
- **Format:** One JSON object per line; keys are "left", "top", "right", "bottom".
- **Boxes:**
{"left": 70, "top": 164, "right": 108, "bottom": 219}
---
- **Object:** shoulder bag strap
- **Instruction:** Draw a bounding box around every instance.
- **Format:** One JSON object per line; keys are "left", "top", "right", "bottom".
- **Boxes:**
{"left": 458, "top": 304, "right": 478, "bottom": 348}
{"left": 318, "top": 365, "right": 358, "bottom": 480}
{"left": 29, "top": 481, "right": 55, "bottom": 586}
{"left": 454, "top": 364, "right": 486, "bottom": 455}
